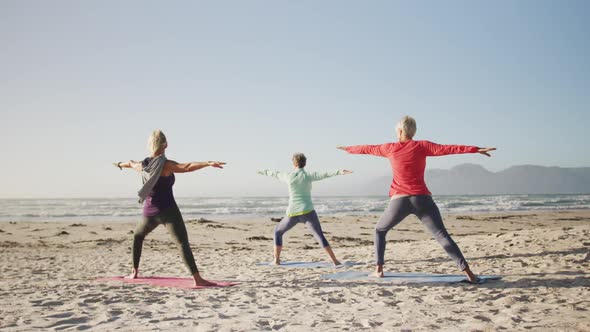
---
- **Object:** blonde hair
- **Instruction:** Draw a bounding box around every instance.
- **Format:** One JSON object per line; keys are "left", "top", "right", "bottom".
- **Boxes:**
{"left": 147, "top": 130, "right": 167, "bottom": 155}
{"left": 396, "top": 116, "right": 417, "bottom": 139}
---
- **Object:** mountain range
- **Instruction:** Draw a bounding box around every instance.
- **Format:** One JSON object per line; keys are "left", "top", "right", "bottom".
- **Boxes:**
{"left": 365, "top": 164, "right": 590, "bottom": 195}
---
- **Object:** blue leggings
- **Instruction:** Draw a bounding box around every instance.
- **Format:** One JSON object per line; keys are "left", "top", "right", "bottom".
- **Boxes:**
{"left": 274, "top": 210, "right": 330, "bottom": 248}
{"left": 375, "top": 195, "right": 468, "bottom": 270}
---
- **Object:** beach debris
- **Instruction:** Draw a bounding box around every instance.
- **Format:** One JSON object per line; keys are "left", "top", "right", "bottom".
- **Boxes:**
{"left": 0, "top": 229, "right": 4, "bottom": 233}
{"left": 555, "top": 217, "right": 586, "bottom": 221}
{"left": 247, "top": 236, "right": 272, "bottom": 241}
{"left": 104, "top": 227, "right": 112, "bottom": 231}
{"left": 270, "top": 217, "right": 282, "bottom": 223}
{"left": 330, "top": 236, "right": 372, "bottom": 246}
{"left": 69, "top": 223, "right": 86, "bottom": 227}
{"left": 56, "top": 231, "right": 70, "bottom": 236}
{"left": 188, "top": 218, "right": 216, "bottom": 224}
{"left": 0, "top": 241, "right": 20, "bottom": 247}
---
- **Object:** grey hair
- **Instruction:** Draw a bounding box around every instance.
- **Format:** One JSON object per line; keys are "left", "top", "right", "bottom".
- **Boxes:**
{"left": 292, "top": 153, "right": 307, "bottom": 168}
{"left": 147, "top": 130, "right": 167, "bottom": 155}
{"left": 396, "top": 116, "right": 417, "bottom": 139}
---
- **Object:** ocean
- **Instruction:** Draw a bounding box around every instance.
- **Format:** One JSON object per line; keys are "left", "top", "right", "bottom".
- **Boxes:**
{"left": 0, "top": 194, "right": 589, "bottom": 223}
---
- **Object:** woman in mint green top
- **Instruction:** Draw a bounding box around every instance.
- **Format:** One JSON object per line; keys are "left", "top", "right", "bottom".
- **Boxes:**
{"left": 258, "top": 153, "right": 352, "bottom": 265}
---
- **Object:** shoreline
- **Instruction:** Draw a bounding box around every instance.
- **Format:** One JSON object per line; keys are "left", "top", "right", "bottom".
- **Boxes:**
{"left": 1, "top": 207, "right": 589, "bottom": 224}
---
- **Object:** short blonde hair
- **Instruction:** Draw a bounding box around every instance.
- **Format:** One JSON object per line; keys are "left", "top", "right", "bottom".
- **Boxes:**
{"left": 147, "top": 130, "right": 167, "bottom": 155}
{"left": 292, "top": 153, "right": 307, "bottom": 168}
{"left": 396, "top": 116, "right": 417, "bottom": 139}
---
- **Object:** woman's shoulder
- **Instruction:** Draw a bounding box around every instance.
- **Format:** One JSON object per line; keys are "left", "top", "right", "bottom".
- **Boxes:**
{"left": 142, "top": 157, "right": 152, "bottom": 167}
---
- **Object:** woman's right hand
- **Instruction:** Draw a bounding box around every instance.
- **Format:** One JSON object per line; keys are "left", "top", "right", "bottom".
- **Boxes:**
{"left": 477, "top": 147, "right": 496, "bottom": 157}
{"left": 336, "top": 146, "right": 347, "bottom": 151}
{"left": 341, "top": 170, "right": 353, "bottom": 175}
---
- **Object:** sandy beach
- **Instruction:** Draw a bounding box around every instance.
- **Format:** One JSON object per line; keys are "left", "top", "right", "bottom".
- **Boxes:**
{"left": 0, "top": 209, "right": 588, "bottom": 331}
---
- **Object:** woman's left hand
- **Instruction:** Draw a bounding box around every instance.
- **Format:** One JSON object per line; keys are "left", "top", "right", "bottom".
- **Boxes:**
{"left": 341, "top": 170, "right": 353, "bottom": 175}
{"left": 477, "top": 147, "right": 496, "bottom": 157}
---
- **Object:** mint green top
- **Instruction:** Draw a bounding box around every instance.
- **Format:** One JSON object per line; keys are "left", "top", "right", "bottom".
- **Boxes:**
{"left": 258, "top": 168, "right": 343, "bottom": 216}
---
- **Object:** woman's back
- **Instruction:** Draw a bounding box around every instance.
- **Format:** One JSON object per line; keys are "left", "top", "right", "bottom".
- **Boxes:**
{"left": 142, "top": 157, "right": 177, "bottom": 216}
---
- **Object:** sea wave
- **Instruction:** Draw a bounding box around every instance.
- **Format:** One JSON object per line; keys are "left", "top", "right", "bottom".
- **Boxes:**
{"left": 0, "top": 194, "right": 588, "bottom": 222}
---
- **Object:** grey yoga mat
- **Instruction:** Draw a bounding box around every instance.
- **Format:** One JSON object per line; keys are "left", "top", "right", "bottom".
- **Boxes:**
{"left": 256, "top": 261, "right": 361, "bottom": 268}
{"left": 320, "top": 271, "right": 501, "bottom": 284}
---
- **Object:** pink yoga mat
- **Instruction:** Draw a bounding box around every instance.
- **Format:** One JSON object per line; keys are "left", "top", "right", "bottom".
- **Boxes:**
{"left": 95, "top": 276, "right": 238, "bottom": 289}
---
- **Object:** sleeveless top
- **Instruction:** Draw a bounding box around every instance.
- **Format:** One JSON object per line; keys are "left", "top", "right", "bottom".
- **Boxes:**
{"left": 142, "top": 157, "right": 177, "bottom": 217}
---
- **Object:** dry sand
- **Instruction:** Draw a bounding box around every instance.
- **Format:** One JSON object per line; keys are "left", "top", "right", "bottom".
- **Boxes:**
{"left": 0, "top": 209, "right": 589, "bottom": 331}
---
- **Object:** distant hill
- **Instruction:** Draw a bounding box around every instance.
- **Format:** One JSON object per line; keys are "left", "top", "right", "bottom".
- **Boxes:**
{"left": 364, "top": 164, "right": 590, "bottom": 195}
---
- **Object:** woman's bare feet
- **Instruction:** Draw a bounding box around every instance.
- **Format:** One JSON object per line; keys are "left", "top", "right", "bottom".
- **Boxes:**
{"left": 369, "top": 265, "right": 384, "bottom": 278}
{"left": 125, "top": 268, "right": 139, "bottom": 279}
{"left": 324, "top": 246, "right": 340, "bottom": 267}
{"left": 273, "top": 246, "right": 282, "bottom": 265}
{"left": 463, "top": 267, "right": 480, "bottom": 283}
{"left": 192, "top": 272, "right": 217, "bottom": 287}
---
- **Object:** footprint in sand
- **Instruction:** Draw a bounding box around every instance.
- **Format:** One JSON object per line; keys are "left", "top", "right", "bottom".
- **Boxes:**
{"left": 45, "top": 316, "right": 90, "bottom": 330}
{"left": 473, "top": 315, "right": 492, "bottom": 322}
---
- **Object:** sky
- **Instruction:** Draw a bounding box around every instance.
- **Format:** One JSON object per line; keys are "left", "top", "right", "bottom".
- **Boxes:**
{"left": 1, "top": 1, "right": 589, "bottom": 198}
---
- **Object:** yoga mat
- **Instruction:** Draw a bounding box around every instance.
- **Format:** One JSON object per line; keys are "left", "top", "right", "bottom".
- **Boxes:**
{"left": 320, "top": 271, "right": 501, "bottom": 284}
{"left": 256, "top": 261, "right": 361, "bottom": 268}
{"left": 95, "top": 276, "right": 238, "bottom": 289}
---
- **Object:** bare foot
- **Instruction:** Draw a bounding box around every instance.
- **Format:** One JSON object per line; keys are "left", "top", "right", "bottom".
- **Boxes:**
{"left": 273, "top": 257, "right": 281, "bottom": 265}
{"left": 125, "top": 268, "right": 138, "bottom": 279}
{"left": 332, "top": 260, "right": 342, "bottom": 267}
{"left": 463, "top": 267, "right": 480, "bottom": 283}
{"left": 193, "top": 273, "right": 218, "bottom": 287}
{"left": 370, "top": 265, "right": 384, "bottom": 278}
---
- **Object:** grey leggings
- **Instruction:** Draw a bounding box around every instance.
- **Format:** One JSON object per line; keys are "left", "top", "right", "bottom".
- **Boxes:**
{"left": 274, "top": 210, "right": 330, "bottom": 248}
{"left": 375, "top": 195, "right": 468, "bottom": 270}
{"left": 133, "top": 205, "right": 198, "bottom": 274}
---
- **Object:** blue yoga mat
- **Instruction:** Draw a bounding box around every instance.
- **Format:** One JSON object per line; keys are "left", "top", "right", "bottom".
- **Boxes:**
{"left": 257, "top": 261, "right": 361, "bottom": 268}
{"left": 320, "top": 271, "right": 501, "bottom": 284}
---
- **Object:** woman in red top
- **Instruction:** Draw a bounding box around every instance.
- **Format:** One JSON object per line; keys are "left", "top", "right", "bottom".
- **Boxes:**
{"left": 338, "top": 116, "right": 495, "bottom": 282}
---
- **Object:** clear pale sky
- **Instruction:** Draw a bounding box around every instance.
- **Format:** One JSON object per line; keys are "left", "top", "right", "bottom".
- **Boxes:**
{"left": 1, "top": 1, "right": 588, "bottom": 198}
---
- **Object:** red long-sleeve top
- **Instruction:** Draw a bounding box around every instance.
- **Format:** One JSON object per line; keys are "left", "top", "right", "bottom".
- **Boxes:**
{"left": 345, "top": 140, "right": 479, "bottom": 196}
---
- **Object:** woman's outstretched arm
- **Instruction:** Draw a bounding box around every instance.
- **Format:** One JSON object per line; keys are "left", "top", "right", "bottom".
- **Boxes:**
{"left": 420, "top": 141, "right": 496, "bottom": 157}
{"left": 113, "top": 160, "right": 143, "bottom": 172}
{"left": 336, "top": 144, "right": 393, "bottom": 157}
{"left": 309, "top": 170, "right": 353, "bottom": 182}
{"left": 166, "top": 160, "right": 226, "bottom": 173}
{"left": 257, "top": 169, "right": 290, "bottom": 182}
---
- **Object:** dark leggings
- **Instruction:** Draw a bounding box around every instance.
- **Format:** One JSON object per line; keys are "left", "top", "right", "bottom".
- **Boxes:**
{"left": 133, "top": 205, "right": 198, "bottom": 274}
{"left": 274, "top": 210, "right": 330, "bottom": 248}
{"left": 375, "top": 195, "right": 468, "bottom": 270}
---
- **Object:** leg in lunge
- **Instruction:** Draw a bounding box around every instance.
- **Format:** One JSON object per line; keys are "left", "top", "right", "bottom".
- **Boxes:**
{"left": 128, "top": 216, "right": 160, "bottom": 279}
{"left": 302, "top": 211, "right": 340, "bottom": 266}
{"left": 372, "top": 197, "right": 413, "bottom": 277}
{"left": 413, "top": 195, "right": 478, "bottom": 283}
{"left": 163, "top": 207, "right": 215, "bottom": 286}
{"left": 273, "top": 216, "right": 300, "bottom": 265}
